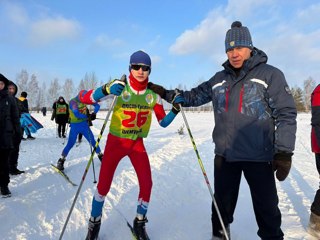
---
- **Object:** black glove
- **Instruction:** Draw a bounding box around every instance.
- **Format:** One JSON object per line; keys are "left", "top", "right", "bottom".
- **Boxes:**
{"left": 90, "top": 112, "right": 96, "bottom": 121}
{"left": 272, "top": 152, "right": 293, "bottom": 181}
{"left": 147, "top": 82, "right": 167, "bottom": 98}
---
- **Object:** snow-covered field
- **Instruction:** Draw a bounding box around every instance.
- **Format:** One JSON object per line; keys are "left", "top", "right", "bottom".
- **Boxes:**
{"left": 0, "top": 111, "right": 317, "bottom": 240}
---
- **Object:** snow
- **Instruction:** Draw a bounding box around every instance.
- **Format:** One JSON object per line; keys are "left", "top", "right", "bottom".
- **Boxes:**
{"left": 0, "top": 111, "right": 317, "bottom": 240}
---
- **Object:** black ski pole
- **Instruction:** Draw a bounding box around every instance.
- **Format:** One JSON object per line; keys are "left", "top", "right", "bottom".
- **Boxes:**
{"left": 59, "top": 96, "right": 118, "bottom": 240}
{"left": 179, "top": 104, "right": 229, "bottom": 240}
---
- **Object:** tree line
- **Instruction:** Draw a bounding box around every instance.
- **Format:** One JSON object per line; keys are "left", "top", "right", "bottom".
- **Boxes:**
{"left": 13, "top": 69, "right": 317, "bottom": 113}
{"left": 14, "top": 69, "right": 114, "bottom": 111}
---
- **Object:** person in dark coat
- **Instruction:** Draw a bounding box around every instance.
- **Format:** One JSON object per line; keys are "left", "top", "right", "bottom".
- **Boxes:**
{"left": 7, "top": 81, "right": 25, "bottom": 175}
{"left": 41, "top": 106, "right": 47, "bottom": 116}
{"left": 18, "top": 91, "right": 35, "bottom": 140}
{"left": 309, "top": 84, "right": 320, "bottom": 237}
{"left": 0, "top": 74, "right": 21, "bottom": 197}
{"left": 148, "top": 21, "right": 297, "bottom": 240}
{"left": 51, "top": 96, "right": 69, "bottom": 138}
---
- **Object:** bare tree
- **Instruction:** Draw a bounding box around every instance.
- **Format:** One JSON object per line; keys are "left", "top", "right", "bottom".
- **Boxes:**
{"left": 27, "top": 74, "right": 40, "bottom": 110}
{"left": 37, "top": 82, "right": 47, "bottom": 110}
{"left": 303, "top": 77, "right": 316, "bottom": 111}
{"left": 48, "top": 78, "right": 61, "bottom": 107}
{"left": 80, "top": 72, "right": 99, "bottom": 90}
{"left": 16, "top": 69, "right": 29, "bottom": 96}
{"left": 62, "top": 78, "right": 75, "bottom": 102}
{"left": 77, "top": 79, "right": 86, "bottom": 93}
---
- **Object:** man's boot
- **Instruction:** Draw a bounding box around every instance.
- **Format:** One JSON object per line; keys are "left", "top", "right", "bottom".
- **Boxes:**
{"left": 308, "top": 212, "right": 320, "bottom": 238}
{"left": 212, "top": 225, "right": 230, "bottom": 240}
{"left": 1, "top": 185, "right": 11, "bottom": 198}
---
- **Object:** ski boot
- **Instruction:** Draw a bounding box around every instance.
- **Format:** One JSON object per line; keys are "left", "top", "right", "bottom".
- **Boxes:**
{"left": 57, "top": 157, "right": 65, "bottom": 171}
{"left": 98, "top": 153, "right": 104, "bottom": 162}
{"left": 308, "top": 212, "right": 320, "bottom": 238}
{"left": 212, "top": 225, "right": 230, "bottom": 240}
{"left": 1, "top": 185, "right": 12, "bottom": 198}
{"left": 133, "top": 217, "right": 150, "bottom": 240}
{"left": 85, "top": 216, "right": 101, "bottom": 240}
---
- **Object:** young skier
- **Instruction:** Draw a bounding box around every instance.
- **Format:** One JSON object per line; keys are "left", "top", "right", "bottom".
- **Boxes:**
{"left": 79, "top": 50, "right": 183, "bottom": 240}
{"left": 56, "top": 94, "right": 103, "bottom": 171}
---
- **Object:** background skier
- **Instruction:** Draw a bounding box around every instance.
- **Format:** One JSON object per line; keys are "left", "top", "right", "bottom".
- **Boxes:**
{"left": 56, "top": 94, "right": 103, "bottom": 171}
{"left": 51, "top": 96, "right": 69, "bottom": 138}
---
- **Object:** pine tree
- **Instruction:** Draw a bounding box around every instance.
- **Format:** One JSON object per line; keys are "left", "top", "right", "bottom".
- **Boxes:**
{"left": 291, "top": 86, "right": 305, "bottom": 112}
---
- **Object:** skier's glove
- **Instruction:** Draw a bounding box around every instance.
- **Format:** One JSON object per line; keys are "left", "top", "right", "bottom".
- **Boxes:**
{"left": 272, "top": 152, "right": 293, "bottom": 181}
{"left": 171, "top": 90, "right": 185, "bottom": 114}
{"left": 103, "top": 75, "right": 126, "bottom": 96}
{"left": 147, "top": 82, "right": 167, "bottom": 98}
{"left": 90, "top": 112, "right": 96, "bottom": 121}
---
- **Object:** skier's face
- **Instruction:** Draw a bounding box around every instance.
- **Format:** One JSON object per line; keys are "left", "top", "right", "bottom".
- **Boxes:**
{"left": 130, "top": 64, "right": 150, "bottom": 82}
{"left": 0, "top": 81, "right": 4, "bottom": 90}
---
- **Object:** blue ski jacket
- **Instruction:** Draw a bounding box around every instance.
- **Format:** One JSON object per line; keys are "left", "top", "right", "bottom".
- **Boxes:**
{"left": 167, "top": 48, "right": 297, "bottom": 162}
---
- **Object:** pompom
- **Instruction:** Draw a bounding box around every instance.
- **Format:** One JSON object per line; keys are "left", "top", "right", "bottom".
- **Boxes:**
{"left": 231, "top": 21, "right": 242, "bottom": 28}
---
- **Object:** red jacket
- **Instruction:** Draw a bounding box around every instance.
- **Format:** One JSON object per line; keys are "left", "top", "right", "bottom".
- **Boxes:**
{"left": 311, "top": 84, "right": 320, "bottom": 153}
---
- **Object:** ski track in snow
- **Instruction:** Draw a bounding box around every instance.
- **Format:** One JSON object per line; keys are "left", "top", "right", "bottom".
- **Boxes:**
{"left": 0, "top": 112, "right": 318, "bottom": 239}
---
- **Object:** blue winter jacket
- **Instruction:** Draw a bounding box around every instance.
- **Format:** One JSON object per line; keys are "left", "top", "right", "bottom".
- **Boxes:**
{"left": 167, "top": 48, "right": 297, "bottom": 162}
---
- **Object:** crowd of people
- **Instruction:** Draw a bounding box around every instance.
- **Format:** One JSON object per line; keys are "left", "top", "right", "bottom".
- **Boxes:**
{"left": 0, "top": 20, "right": 319, "bottom": 240}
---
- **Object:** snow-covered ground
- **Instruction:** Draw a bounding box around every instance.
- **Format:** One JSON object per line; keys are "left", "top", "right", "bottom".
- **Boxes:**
{"left": 0, "top": 111, "right": 317, "bottom": 240}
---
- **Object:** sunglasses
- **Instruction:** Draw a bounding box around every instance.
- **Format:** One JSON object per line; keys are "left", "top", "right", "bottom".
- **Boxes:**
{"left": 131, "top": 64, "right": 150, "bottom": 72}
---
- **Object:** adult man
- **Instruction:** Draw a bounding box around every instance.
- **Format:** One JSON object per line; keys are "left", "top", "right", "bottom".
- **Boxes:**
{"left": 0, "top": 74, "right": 21, "bottom": 197}
{"left": 309, "top": 84, "right": 320, "bottom": 237}
{"left": 149, "top": 21, "right": 297, "bottom": 239}
{"left": 7, "top": 81, "right": 25, "bottom": 175}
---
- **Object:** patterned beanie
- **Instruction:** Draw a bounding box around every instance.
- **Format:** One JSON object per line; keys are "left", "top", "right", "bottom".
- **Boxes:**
{"left": 225, "top": 21, "right": 253, "bottom": 52}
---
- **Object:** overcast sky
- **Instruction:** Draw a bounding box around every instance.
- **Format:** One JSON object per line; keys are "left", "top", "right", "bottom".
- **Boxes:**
{"left": 0, "top": 0, "right": 319, "bottom": 90}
